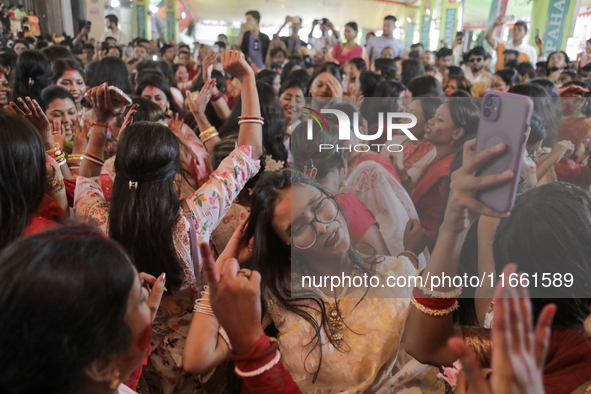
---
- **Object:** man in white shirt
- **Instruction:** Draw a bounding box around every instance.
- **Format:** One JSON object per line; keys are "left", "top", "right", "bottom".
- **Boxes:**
{"left": 366, "top": 15, "right": 404, "bottom": 66}
{"left": 308, "top": 18, "right": 339, "bottom": 54}
{"left": 99, "top": 14, "right": 128, "bottom": 46}
{"left": 485, "top": 17, "right": 543, "bottom": 71}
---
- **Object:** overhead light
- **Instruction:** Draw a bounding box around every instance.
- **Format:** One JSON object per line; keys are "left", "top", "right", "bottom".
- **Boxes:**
{"left": 181, "top": 12, "right": 186, "bottom": 19}
{"left": 110, "top": 0, "right": 120, "bottom": 7}
{"left": 149, "top": 4, "right": 158, "bottom": 13}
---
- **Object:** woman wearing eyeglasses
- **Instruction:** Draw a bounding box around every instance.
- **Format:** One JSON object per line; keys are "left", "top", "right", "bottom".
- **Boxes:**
{"left": 182, "top": 169, "right": 441, "bottom": 392}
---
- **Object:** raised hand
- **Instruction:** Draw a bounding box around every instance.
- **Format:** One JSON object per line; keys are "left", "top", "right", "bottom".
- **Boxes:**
{"left": 326, "top": 75, "right": 343, "bottom": 98}
{"left": 72, "top": 117, "right": 90, "bottom": 154}
{"left": 186, "top": 79, "right": 216, "bottom": 119}
{"left": 216, "top": 215, "right": 253, "bottom": 266}
{"left": 449, "top": 264, "right": 555, "bottom": 394}
{"left": 169, "top": 113, "right": 185, "bottom": 137}
{"left": 199, "top": 242, "right": 263, "bottom": 355}
{"left": 221, "top": 50, "right": 254, "bottom": 82}
{"left": 7, "top": 97, "right": 53, "bottom": 148}
{"left": 443, "top": 139, "right": 513, "bottom": 233}
{"left": 202, "top": 50, "right": 217, "bottom": 82}
{"left": 139, "top": 272, "right": 167, "bottom": 322}
{"left": 116, "top": 103, "right": 139, "bottom": 138}
{"left": 85, "top": 83, "right": 118, "bottom": 123}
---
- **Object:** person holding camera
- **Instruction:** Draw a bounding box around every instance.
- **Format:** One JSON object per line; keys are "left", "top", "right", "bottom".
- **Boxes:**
{"left": 309, "top": 18, "right": 339, "bottom": 55}
{"left": 233, "top": 10, "right": 269, "bottom": 70}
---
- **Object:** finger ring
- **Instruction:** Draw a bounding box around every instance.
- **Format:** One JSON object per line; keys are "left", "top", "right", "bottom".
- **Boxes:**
{"left": 237, "top": 268, "right": 251, "bottom": 279}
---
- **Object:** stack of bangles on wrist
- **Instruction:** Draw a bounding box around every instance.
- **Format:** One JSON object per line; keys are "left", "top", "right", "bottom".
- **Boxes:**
{"left": 46, "top": 143, "right": 66, "bottom": 166}
{"left": 47, "top": 174, "right": 65, "bottom": 193}
{"left": 193, "top": 285, "right": 215, "bottom": 316}
{"left": 238, "top": 116, "right": 264, "bottom": 126}
{"left": 199, "top": 126, "right": 219, "bottom": 143}
{"left": 82, "top": 152, "right": 105, "bottom": 166}
{"left": 397, "top": 251, "right": 419, "bottom": 269}
{"left": 67, "top": 154, "right": 84, "bottom": 170}
{"left": 410, "top": 276, "right": 462, "bottom": 316}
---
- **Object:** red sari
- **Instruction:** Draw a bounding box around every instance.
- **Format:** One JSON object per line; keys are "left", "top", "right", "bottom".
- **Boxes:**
{"left": 543, "top": 328, "right": 591, "bottom": 394}
{"left": 23, "top": 195, "right": 64, "bottom": 237}
{"left": 558, "top": 117, "right": 591, "bottom": 156}
{"left": 411, "top": 155, "right": 454, "bottom": 231}
{"left": 357, "top": 152, "right": 400, "bottom": 182}
{"left": 403, "top": 139, "right": 434, "bottom": 170}
{"left": 336, "top": 192, "right": 378, "bottom": 245}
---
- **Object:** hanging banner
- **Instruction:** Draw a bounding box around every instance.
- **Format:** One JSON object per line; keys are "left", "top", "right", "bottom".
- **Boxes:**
{"left": 405, "top": 7, "right": 419, "bottom": 50}
{"left": 530, "top": 0, "right": 580, "bottom": 56}
{"left": 165, "top": 0, "right": 178, "bottom": 42}
{"left": 485, "top": 0, "right": 509, "bottom": 47}
{"left": 133, "top": 0, "right": 149, "bottom": 38}
{"left": 419, "top": 0, "right": 432, "bottom": 49}
{"left": 440, "top": 0, "right": 461, "bottom": 46}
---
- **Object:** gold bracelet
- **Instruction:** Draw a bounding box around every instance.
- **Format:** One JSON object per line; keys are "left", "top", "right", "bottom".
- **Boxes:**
{"left": 68, "top": 154, "right": 84, "bottom": 161}
{"left": 201, "top": 132, "right": 219, "bottom": 143}
{"left": 46, "top": 143, "right": 61, "bottom": 154}
{"left": 419, "top": 284, "right": 463, "bottom": 299}
{"left": 410, "top": 295, "right": 459, "bottom": 316}
{"left": 199, "top": 126, "right": 217, "bottom": 141}
{"left": 398, "top": 251, "right": 419, "bottom": 269}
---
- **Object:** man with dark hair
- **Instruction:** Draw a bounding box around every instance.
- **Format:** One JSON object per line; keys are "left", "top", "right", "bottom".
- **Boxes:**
{"left": 0, "top": 50, "right": 17, "bottom": 76}
{"left": 309, "top": 18, "right": 339, "bottom": 55}
{"left": 535, "top": 61, "right": 547, "bottom": 77}
{"left": 275, "top": 16, "right": 306, "bottom": 57}
{"left": 420, "top": 50, "right": 435, "bottom": 66}
{"left": 502, "top": 48, "right": 520, "bottom": 67}
{"left": 516, "top": 61, "right": 536, "bottom": 82}
{"left": 410, "top": 43, "right": 425, "bottom": 55}
{"left": 366, "top": 15, "right": 403, "bottom": 65}
{"left": 99, "top": 14, "right": 128, "bottom": 45}
{"left": 217, "top": 33, "right": 229, "bottom": 47}
{"left": 233, "top": 10, "right": 269, "bottom": 69}
{"left": 161, "top": 43, "right": 176, "bottom": 66}
{"left": 178, "top": 50, "right": 199, "bottom": 80}
{"left": 462, "top": 46, "right": 492, "bottom": 91}
{"left": 434, "top": 47, "right": 454, "bottom": 82}
{"left": 486, "top": 16, "right": 542, "bottom": 71}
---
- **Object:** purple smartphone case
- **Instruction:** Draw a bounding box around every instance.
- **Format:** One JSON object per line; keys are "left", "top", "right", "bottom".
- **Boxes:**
{"left": 474, "top": 91, "right": 533, "bottom": 212}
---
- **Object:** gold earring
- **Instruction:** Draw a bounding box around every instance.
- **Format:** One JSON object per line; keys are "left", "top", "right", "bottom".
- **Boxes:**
{"left": 109, "top": 370, "right": 120, "bottom": 389}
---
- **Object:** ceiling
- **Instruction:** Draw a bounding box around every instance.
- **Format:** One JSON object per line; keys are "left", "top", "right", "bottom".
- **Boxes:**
{"left": 183, "top": 0, "right": 589, "bottom": 30}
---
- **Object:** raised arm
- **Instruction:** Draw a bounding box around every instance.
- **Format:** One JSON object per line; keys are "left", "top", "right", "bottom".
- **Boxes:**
{"left": 223, "top": 50, "right": 263, "bottom": 159}
{"left": 79, "top": 83, "right": 121, "bottom": 178}
{"left": 402, "top": 139, "right": 513, "bottom": 367}
{"left": 485, "top": 15, "right": 505, "bottom": 48}
{"left": 201, "top": 50, "right": 231, "bottom": 121}
{"left": 187, "top": 79, "right": 220, "bottom": 153}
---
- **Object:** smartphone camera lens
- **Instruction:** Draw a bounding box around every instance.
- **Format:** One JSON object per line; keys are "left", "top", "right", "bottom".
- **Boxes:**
{"left": 485, "top": 98, "right": 493, "bottom": 106}
{"left": 484, "top": 108, "right": 491, "bottom": 118}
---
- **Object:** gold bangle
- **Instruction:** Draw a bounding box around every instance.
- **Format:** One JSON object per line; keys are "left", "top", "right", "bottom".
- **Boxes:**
{"left": 419, "top": 284, "right": 463, "bottom": 299}
{"left": 201, "top": 132, "right": 219, "bottom": 143}
{"left": 46, "top": 143, "right": 61, "bottom": 154}
{"left": 410, "top": 295, "right": 459, "bottom": 316}
{"left": 398, "top": 251, "right": 419, "bottom": 269}
{"left": 199, "top": 126, "right": 217, "bottom": 141}
{"left": 68, "top": 154, "right": 84, "bottom": 161}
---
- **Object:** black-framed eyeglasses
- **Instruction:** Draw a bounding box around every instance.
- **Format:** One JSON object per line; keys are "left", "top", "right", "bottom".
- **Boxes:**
{"left": 292, "top": 195, "right": 340, "bottom": 250}
{"left": 468, "top": 57, "right": 484, "bottom": 63}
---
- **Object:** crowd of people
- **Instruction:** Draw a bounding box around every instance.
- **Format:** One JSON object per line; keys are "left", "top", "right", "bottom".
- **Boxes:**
{"left": 1, "top": 7, "right": 591, "bottom": 394}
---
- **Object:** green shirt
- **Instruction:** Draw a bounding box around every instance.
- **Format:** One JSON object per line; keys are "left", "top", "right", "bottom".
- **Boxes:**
{"left": 15, "top": 10, "right": 26, "bottom": 19}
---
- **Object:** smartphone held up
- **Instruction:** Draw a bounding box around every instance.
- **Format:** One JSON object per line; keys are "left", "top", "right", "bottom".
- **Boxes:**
{"left": 473, "top": 92, "right": 533, "bottom": 213}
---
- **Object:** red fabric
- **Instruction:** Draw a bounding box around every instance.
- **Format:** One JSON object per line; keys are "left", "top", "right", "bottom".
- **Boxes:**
{"left": 122, "top": 346, "right": 152, "bottom": 391}
{"left": 336, "top": 192, "right": 378, "bottom": 245}
{"left": 357, "top": 153, "right": 400, "bottom": 182}
{"left": 331, "top": 43, "right": 364, "bottom": 65}
{"left": 230, "top": 335, "right": 301, "bottom": 394}
{"left": 187, "top": 63, "right": 200, "bottom": 81}
{"left": 65, "top": 174, "right": 113, "bottom": 206}
{"left": 23, "top": 216, "right": 59, "bottom": 237}
{"left": 403, "top": 139, "right": 434, "bottom": 170}
{"left": 412, "top": 287, "right": 457, "bottom": 309}
{"left": 558, "top": 117, "right": 591, "bottom": 156}
{"left": 543, "top": 328, "right": 591, "bottom": 394}
{"left": 37, "top": 194, "right": 65, "bottom": 220}
{"left": 411, "top": 155, "right": 454, "bottom": 231}
{"left": 554, "top": 159, "right": 588, "bottom": 186}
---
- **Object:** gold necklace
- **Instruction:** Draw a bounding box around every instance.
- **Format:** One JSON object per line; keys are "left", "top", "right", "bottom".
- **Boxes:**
{"left": 327, "top": 299, "right": 345, "bottom": 346}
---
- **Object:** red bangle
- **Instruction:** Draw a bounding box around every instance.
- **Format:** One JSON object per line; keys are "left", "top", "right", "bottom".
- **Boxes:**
{"left": 210, "top": 92, "right": 223, "bottom": 102}
{"left": 412, "top": 287, "right": 457, "bottom": 310}
{"left": 92, "top": 123, "right": 109, "bottom": 128}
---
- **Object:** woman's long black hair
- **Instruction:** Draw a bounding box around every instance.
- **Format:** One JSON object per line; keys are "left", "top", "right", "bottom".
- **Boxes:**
{"left": 0, "top": 225, "right": 135, "bottom": 394}
{"left": 109, "top": 121, "right": 185, "bottom": 288}
{"left": 218, "top": 82, "right": 288, "bottom": 162}
{"left": 136, "top": 72, "right": 182, "bottom": 116}
{"left": 242, "top": 169, "right": 378, "bottom": 382}
{"left": 0, "top": 110, "right": 46, "bottom": 249}
{"left": 50, "top": 58, "right": 85, "bottom": 84}
{"left": 87, "top": 56, "right": 132, "bottom": 93}
{"left": 11, "top": 49, "right": 49, "bottom": 102}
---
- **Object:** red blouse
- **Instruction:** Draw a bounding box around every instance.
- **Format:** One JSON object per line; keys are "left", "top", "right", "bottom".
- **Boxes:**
{"left": 336, "top": 192, "right": 378, "bottom": 245}
{"left": 331, "top": 43, "right": 364, "bottom": 65}
{"left": 411, "top": 155, "right": 454, "bottom": 231}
